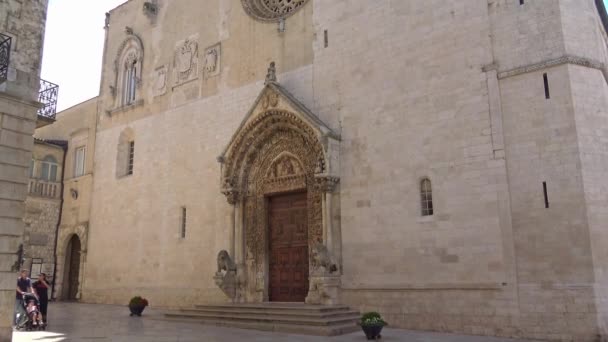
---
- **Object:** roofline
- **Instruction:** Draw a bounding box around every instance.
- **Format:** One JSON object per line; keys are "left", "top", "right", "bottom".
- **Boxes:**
{"left": 108, "top": 0, "right": 133, "bottom": 14}
{"left": 56, "top": 96, "right": 99, "bottom": 116}
{"left": 34, "top": 138, "right": 68, "bottom": 150}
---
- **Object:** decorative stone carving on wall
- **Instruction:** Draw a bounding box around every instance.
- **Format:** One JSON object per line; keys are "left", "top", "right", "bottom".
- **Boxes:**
{"left": 310, "top": 243, "right": 337, "bottom": 275}
{"left": 261, "top": 91, "right": 279, "bottom": 109}
{"left": 241, "top": 0, "right": 310, "bottom": 22}
{"left": 204, "top": 43, "right": 221, "bottom": 78}
{"left": 173, "top": 35, "right": 199, "bottom": 87}
{"left": 143, "top": 0, "right": 158, "bottom": 21}
{"left": 214, "top": 250, "right": 238, "bottom": 300}
{"left": 153, "top": 65, "right": 168, "bottom": 96}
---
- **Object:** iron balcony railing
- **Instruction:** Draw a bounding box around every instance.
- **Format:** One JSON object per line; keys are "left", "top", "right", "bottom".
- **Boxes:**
{"left": 0, "top": 33, "right": 11, "bottom": 83}
{"left": 38, "top": 78, "right": 59, "bottom": 119}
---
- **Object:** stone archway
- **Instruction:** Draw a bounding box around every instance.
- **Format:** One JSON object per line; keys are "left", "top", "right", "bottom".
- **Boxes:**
{"left": 62, "top": 235, "right": 81, "bottom": 300}
{"left": 216, "top": 63, "right": 341, "bottom": 304}
{"left": 55, "top": 224, "right": 88, "bottom": 301}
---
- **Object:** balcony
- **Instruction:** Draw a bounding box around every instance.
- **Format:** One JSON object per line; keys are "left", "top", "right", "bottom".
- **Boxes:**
{"left": 1, "top": 32, "right": 59, "bottom": 127}
{"left": 37, "top": 78, "right": 59, "bottom": 122}
{"left": 28, "top": 179, "right": 61, "bottom": 199}
{"left": 0, "top": 33, "right": 10, "bottom": 83}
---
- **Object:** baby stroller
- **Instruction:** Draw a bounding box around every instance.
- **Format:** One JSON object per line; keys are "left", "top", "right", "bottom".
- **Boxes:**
{"left": 16, "top": 293, "right": 45, "bottom": 331}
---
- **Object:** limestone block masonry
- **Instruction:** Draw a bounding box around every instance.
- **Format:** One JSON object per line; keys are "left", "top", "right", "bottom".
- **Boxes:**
{"left": 37, "top": 1, "right": 608, "bottom": 341}
{"left": 1, "top": 1, "right": 49, "bottom": 340}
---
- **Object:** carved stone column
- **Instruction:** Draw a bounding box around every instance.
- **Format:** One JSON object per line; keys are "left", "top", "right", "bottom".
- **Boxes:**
{"left": 314, "top": 175, "right": 339, "bottom": 254}
{"left": 223, "top": 186, "right": 239, "bottom": 260}
{"left": 222, "top": 186, "right": 245, "bottom": 303}
{"left": 307, "top": 175, "right": 341, "bottom": 305}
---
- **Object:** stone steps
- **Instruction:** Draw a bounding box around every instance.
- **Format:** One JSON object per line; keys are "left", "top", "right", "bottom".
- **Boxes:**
{"left": 163, "top": 303, "right": 360, "bottom": 336}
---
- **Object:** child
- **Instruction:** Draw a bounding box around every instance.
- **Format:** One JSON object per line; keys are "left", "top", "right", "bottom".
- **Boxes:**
{"left": 26, "top": 300, "right": 43, "bottom": 326}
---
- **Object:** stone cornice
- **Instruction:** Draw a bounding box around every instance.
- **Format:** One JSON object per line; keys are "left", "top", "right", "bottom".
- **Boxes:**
{"left": 497, "top": 55, "right": 608, "bottom": 83}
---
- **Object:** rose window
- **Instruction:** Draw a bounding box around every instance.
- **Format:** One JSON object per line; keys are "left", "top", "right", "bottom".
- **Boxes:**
{"left": 241, "top": 0, "right": 309, "bottom": 22}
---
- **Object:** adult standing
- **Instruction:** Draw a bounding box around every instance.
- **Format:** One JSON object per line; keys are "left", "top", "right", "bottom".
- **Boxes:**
{"left": 15, "top": 269, "right": 35, "bottom": 326}
{"left": 32, "top": 273, "right": 50, "bottom": 323}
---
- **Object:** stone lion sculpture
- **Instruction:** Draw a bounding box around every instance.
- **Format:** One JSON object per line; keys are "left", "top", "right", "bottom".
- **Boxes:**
{"left": 216, "top": 250, "right": 237, "bottom": 274}
{"left": 311, "top": 243, "right": 337, "bottom": 273}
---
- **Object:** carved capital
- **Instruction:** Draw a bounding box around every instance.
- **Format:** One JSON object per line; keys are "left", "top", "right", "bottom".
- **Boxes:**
{"left": 222, "top": 187, "right": 240, "bottom": 205}
{"left": 314, "top": 175, "right": 339, "bottom": 193}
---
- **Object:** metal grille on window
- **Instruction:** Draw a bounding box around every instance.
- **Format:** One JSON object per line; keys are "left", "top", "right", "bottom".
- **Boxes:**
{"left": 421, "top": 178, "right": 433, "bottom": 216}
{"left": 128, "top": 141, "right": 135, "bottom": 175}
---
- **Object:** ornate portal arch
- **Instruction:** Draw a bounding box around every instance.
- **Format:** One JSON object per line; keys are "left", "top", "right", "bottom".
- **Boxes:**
{"left": 217, "top": 63, "right": 341, "bottom": 303}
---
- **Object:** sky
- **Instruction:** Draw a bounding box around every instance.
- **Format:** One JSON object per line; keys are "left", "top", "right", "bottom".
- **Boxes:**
{"left": 41, "top": 0, "right": 127, "bottom": 111}
{"left": 41, "top": 0, "right": 608, "bottom": 112}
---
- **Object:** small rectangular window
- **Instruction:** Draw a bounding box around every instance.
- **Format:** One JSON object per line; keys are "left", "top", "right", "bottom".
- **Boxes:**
{"left": 543, "top": 182, "right": 549, "bottom": 208}
{"left": 180, "top": 207, "right": 187, "bottom": 239}
{"left": 74, "top": 146, "right": 86, "bottom": 177}
{"left": 127, "top": 141, "right": 135, "bottom": 175}
{"left": 520, "top": 0, "right": 524, "bottom": 5}
{"left": 324, "top": 30, "right": 329, "bottom": 48}
{"left": 543, "top": 73, "right": 550, "bottom": 99}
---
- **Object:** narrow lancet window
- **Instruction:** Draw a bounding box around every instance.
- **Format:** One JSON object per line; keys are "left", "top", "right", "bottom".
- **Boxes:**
{"left": 421, "top": 178, "right": 434, "bottom": 216}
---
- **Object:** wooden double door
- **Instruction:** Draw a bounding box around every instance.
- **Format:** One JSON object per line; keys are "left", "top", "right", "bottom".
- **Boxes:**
{"left": 268, "top": 192, "right": 309, "bottom": 302}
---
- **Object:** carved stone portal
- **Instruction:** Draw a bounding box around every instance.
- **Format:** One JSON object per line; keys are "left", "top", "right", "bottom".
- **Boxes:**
{"left": 218, "top": 64, "right": 341, "bottom": 304}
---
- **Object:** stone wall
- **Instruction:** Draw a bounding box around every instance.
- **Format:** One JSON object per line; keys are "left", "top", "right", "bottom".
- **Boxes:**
{"left": 22, "top": 197, "right": 60, "bottom": 279}
{"left": 69, "top": 1, "right": 608, "bottom": 341}
{"left": 0, "top": 1, "right": 49, "bottom": 339}
{"left": 0, "top": 0, "right": 49, "bottom": 76}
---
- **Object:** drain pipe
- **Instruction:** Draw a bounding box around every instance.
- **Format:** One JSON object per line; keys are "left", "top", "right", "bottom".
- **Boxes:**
{"left": 50, "top": 141, "right": 67, "bottom": 301}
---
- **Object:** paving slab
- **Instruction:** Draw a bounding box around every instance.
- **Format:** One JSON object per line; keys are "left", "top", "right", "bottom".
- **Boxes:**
{"left": 13, "top": 302, "right": 540, "bottom": 342}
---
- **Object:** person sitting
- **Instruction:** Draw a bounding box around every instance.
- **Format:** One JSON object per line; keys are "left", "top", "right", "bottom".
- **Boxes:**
{"left": 25, "top": 299, "right": 43, "bottom": 326}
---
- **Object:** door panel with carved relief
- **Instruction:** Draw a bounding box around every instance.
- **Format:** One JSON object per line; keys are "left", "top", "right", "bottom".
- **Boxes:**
{"left": 268, "top": 192, "right": 308, "bottom": 302}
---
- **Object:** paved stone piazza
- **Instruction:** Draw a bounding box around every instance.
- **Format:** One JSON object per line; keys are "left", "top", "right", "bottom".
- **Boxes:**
{"left": 12, "top": 303, "right": 536, "bottom": 342}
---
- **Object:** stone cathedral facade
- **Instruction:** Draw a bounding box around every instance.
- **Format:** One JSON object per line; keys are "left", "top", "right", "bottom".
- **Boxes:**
{"left": 36, "top": 0, "right": 608, "bottom": 341}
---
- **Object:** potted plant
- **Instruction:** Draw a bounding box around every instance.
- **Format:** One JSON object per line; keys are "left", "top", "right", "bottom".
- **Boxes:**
{"left": 359, "top": 311, "right": 387, "bottom": 340}
{"left": 128, "top": 296, "right": 149, "bottom": 316}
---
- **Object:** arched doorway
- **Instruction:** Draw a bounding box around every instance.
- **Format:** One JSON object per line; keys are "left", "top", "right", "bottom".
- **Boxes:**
{"left": 62, "top": 235, "right": 81, "bottom": 300}
{"left": 217, "top": 64, "right": 342, "bottom": 304}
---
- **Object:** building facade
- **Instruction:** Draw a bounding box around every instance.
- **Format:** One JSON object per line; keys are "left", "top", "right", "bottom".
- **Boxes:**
{"left": 35, "top": 97, "right": 98, "bottom": 301}
{"left": 22, "top": 139, "right": 66, "bottom": 298}
{"left": 0, "top": 0, "right": 55, "bottom": 339}
{"left": 42, "top": 0, "right": 608, "bottom": 341}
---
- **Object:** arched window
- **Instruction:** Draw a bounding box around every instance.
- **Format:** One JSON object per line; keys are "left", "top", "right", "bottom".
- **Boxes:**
{"left": 40, "top": 156, "right": 58, "bottom": 182}
{"left": 122, "top": 53, "right": 138, "bottom": 105}
{"left": 420, "top": 178, "right": 433, "bottom": 216}
{"left": 113, "top": 35, "right": 143, "bottom": 108}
